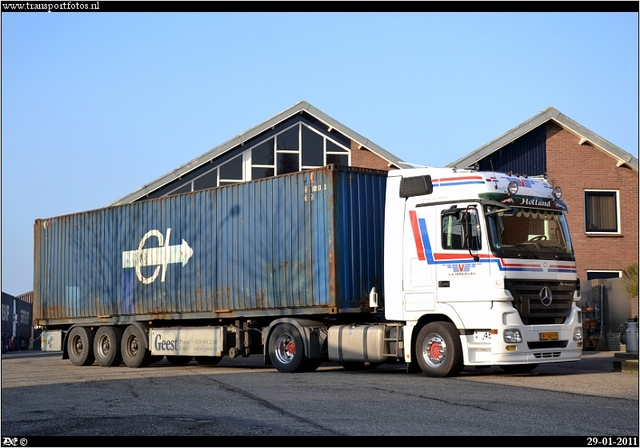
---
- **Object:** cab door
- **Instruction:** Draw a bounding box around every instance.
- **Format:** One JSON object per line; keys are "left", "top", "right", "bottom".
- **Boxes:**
{"left": 433, "top": 203, "right": 493, "bottom": 306}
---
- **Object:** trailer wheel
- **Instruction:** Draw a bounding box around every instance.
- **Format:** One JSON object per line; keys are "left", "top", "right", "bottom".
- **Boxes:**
{"left": 68, "top": 326, "right": 96, "bottom": 366}
{"left": 121, "top": 325, "right": 151, "bottom": 368}
{"left": 166, "top": 356, "right": 193, "bottom": 365}
{"left": 268, "top": 323, "right": 309, "bottom": 373}
{"left": 195, "top": 356, "right": 222, "bottom": 366}
{"left": 415, "top": 322, "right": 463, "bottom": 377}
{"left": 499, "top": 364, "right": 538, "bottom": 374}
{"left": 94, "top": 326, "right": 123, "bottom": 367}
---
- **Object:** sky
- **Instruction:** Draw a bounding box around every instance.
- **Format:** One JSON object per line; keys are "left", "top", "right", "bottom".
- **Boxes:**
{"left": 1, "top": 8, "right": 638, "bottom": 296}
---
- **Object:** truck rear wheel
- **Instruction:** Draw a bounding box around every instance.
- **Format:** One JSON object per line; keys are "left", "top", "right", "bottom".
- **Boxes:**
{"left": 268, "top": 323, "right": 309, "bottom": 373}
{"left": 68, "top": 326, "right": 96, "bottom": 366}
{"left": 94, "top": 326, "right": 123, "bottom": 367}
{"left": 121, "top": 325, "right": 151, "bottom": 368}
{"left": 415, "top": 322, "right": 463, "bottom": 377}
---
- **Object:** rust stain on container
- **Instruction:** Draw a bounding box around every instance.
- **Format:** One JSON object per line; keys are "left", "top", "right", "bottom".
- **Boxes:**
{"left": 256, "top": 290, "right": 265, "bottom": 309}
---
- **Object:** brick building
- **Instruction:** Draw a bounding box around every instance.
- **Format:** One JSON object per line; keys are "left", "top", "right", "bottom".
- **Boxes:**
{"left": 447, "top": 107, "right": 639, "bottom": 289}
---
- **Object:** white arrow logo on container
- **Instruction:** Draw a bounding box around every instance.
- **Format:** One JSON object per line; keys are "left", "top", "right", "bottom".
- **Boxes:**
{"left": 122, "top": 228, "right": 193, "bottom": 284}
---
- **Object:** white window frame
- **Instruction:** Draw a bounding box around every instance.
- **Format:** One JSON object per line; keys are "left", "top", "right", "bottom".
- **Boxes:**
{"left": 584, "top": 189, "right": 620, "bottom": 234}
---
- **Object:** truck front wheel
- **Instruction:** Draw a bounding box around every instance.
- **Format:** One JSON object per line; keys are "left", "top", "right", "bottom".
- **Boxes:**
{"left": 415, "top": 322, "right": 463, "bottom": 377}
{"left": 121, "top": 325, "right": 151, "bottom": 368}
{"left": 268, "top": 323, "right": 308, "bottom": 373}
{"left": 68, "top": 326, "right": 96, "bottom": 366}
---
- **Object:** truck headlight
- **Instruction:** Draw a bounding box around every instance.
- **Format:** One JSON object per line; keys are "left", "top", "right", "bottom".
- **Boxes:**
{"left": 503, "top": 329, "right": 522, "bottom": 343}
{"left": 573, "top": 326, "right": 582, "bottom": 341}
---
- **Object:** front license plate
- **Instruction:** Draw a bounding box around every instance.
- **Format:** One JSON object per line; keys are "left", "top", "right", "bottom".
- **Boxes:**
{"left": 539, "top": 332, "right": 558, "bottom": 341}
{"left": 473, "top": 331, "right": 492, "bottom": 342}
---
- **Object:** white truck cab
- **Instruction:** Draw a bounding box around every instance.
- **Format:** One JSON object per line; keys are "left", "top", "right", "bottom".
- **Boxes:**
{"left": 379, "top": 167, "right": 582, "bottom": 375}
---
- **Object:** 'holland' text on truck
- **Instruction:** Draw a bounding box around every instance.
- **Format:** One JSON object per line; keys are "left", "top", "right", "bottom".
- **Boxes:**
{"left": 35, "top": 165, "right": 582, "bottom": 376}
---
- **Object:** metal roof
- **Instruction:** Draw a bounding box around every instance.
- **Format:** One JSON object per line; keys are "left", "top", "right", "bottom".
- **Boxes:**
{"left": 108, "top": 100, "right": 411, "bottom": 206}
{"left": 446, "top": 107, "right": 638, "bottom": 172}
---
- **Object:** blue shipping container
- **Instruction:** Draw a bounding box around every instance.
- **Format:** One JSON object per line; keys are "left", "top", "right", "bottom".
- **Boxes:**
{"left": 34, "top": 166, "right": 387, "bottom": 325}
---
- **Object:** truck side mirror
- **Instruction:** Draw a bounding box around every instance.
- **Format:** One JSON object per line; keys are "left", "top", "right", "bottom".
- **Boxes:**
{"left": 460, "top": 207, "right": 480, "bottom": 261}
{"left": 399, "top": 175, "right": 433, "bottom": 198}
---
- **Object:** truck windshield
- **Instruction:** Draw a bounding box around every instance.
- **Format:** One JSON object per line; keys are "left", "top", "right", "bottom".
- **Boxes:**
{"left": 484, "top": 205, "right": 574, "bottom": 260}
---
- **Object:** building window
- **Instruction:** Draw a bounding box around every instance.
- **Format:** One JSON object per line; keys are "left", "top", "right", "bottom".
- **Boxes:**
{"left": 302, "top": 125, "right": 324, "bottom": 167}
{"left": 251, "top": 139, "right": 275, "bottom": 180}
{"left": 586, "top": 271, "right": 622, "bottom": 280}
{"left": 194, "top": 168, "right": 218, "bottom": 190}
{"left": 252, "top": 139, "right": 274, "bottom": 165}
{"left": 219, "top": 155, "right": 244, "bottom": 186}
{"left": 276, "top": 125, "right": 300, "bottom": 175}
{"left": 169, "top": 183, "right": 192, "bottom": 195}
{"left": 326, "top": 139, "right": 349, "bottom": 166}
{"left": 585, "top": 190, "right": 619, "bottom": 233}
{"left": 162, "top": 121, "right": 354, "bottom": 197}
{"left": 250, "top": 122, "right": 350, "bottom": 180}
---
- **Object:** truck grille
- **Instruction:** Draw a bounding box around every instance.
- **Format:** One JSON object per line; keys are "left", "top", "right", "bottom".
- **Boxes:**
{"left": 505, "top": 279, "right": 575, "bottom": 325}
{"left": 533, "top": 352, "right": 562, "bottom": 359}
{"left": 528, "top": 341, "right": 568, "bottom": 349}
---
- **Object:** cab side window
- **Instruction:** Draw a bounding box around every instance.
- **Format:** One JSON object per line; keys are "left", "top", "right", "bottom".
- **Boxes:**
{"left": 441, "top": 210, "right": 481, "bottom": 250}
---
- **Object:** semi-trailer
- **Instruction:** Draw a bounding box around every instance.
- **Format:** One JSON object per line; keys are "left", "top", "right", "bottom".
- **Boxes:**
{"left": 36, "top": 164, "right": 582, "bottom": 376}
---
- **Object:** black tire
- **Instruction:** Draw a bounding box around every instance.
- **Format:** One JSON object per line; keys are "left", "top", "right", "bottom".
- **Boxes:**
{"left": 94, "top": 326, "right": 123, "bottom": 367}
{"left": 166, "top": 356, "right": 193, "bottom": 365}
{"left": 268, "top": 323, "right": 309, "bottom": 373}
{"left": 415, "top": 322, "right": 463, "bottom": 377}
{"left": 499, "top": 364, "right": 539, "bottom": 374}
{"left": 150, "top": 355, "right": 165, "bottom": 363}
{"left": 121, "top": 325, "right": 151, "bottom": 368}
{"left": 195, "top": 356, "right": 223, "bottom": 366}
{"left": 67, "top": 326, "right": 96, "bottom": 366}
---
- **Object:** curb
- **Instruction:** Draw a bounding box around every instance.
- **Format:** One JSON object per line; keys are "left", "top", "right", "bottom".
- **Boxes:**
{"left": 613, "top": 359, "right": 639, "bottom": 373}
{"left": 613, "top": 351, "right": 639, "bottom": 373}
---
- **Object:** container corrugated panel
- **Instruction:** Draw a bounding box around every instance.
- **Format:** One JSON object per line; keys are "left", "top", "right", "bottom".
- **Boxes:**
{"left": 16, "top": 291, "right": 34, "bottom": 305}
{"left": 34, "top": 166, "right": 387, "bottom": 325}
{"left": 14, "top": 300, "right": 32, "bottom": 337}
